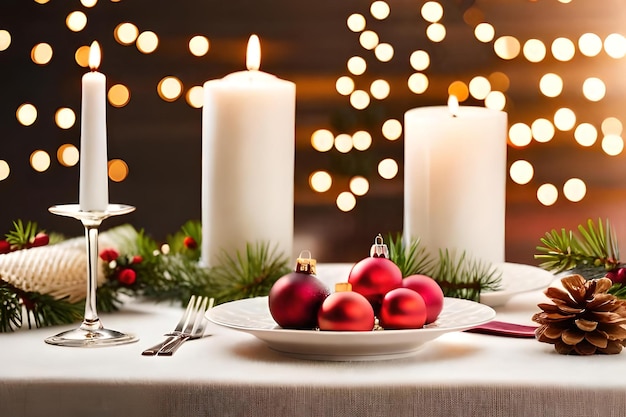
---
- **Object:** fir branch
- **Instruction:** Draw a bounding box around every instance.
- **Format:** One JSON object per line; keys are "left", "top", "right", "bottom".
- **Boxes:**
{"left": 387, "top": 233, "right": 433, "bottom": 277}
{"left": 0, "top": 282, "right": 22, "bottom": 332}
{"left": 21, "top": 292, "right": 83, "bottom": 329}
{"left": 5, "top": 220, "right": 41, "bottom": 249}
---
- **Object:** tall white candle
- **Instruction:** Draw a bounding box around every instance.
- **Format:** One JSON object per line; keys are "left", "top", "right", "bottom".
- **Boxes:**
{"left": 201, "top": 35, "right": 296, "bottom": 267}
{"left": 403, "top": 97, "right": 507, "bottom": 263}
{"left": 79, "top": 41, "right": 109, "bottom": 212}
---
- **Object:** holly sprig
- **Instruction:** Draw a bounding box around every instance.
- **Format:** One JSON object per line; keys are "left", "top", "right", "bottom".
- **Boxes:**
{"left": 387, "top": 234, "right": 502, "bottom": 302}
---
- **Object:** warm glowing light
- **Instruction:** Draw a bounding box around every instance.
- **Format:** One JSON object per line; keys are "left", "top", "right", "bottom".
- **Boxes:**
{"left": 114, "top": 22, "right": 139, "bottom": 45}
{"left": 108, "top": 84, "right": 131, "bottom": 107}
{"left": 75, "top": 45, "right": 90, "bottom": 67}
{"left": 494, "top": 36, "right": 520, "bottom": 60}
{"left": 489, "top": 72, "right": 510, "bottom": 92}
{"left": 539, "top": 73, "right": 563, "bottom": 98}
{"left": 485, "top": 91, "right": 506, "bottom": 111}
{"left": 409, "top": 50, "right": 430, "bottom": 71}
{"left": 509, "top": 160, "right": 534, "bottom": 185}
{"left": 31, "top": 43, "right": 53, "bottom": 65}
{"left": 374, "top": 43, "right": 394, "bottom": 62}
{"left": 137, "top": 31, "right": 159, "bottom": 54}
{"left": 523, "top": 39, "right": 546, "bottom": 63}
{"left": 426, "top": 23, "right": 446, "bottom": 43}
{"left": 360, "top": 31, "right": 379, "bottom": 50}
{"left": 563, "top": 178, "right": 586, "bottom": 203}
{"left": 574, "top": 123, "right": 598, "bottom": 147}
{"left": 370, "top": 1, "right": 390, "bottom": 20}
{"left": 509, "top": 123, "right": 532, "bottom": 147}
{"left": 347, "top": 56, "right": 367, "bottom": 75}
{"left": 108, "top": 159, "right": 129, "bottom": 182}
{"left": 350, "top": 90, "right": 370, "bottom": 110}
{"left": 0, "top": 160, "right": 9, "bottom": 181}
{"left": 246, "top": 34, "right": 260, "bottom": 70}
{"left": 80, "top": 0, "right": 98, "bottom": 6}
{"left": 350, "top": 176, "right": 370, "bottom": 196}
{"left": 602, "top": 117, "right": 623, "bottom": 136}
{"left": 554, "top": 107, "right": 576, "bottom": 131}
{"left": 474, "top": 23, "right": 495, "bottom": 43}
{"left": 189, "top": 35, "right": 210, "bottom": 57}
{"left": 336, "top": 76, "right": 355, "bottom": 96}
{"left": 30, "top": 150, "right": 50, "bottom": 172}
{"left": 186, "top": 86, "right": 204, "bottom": 109}
{"left": 336, "top": 192, "right": 357, "bottom": 212}
{"left": 582, "top": 77, "right": 606, "bottom": 102}
{"left": 447, "top": 95, "right": 459, "bottom": 117}
{"left": 353, "top": 131, "right": 372, "bottom": 150}
{"left": 537, "top": 183, "right": 558, "bottom": 206}
{"left": 334, "top": 134, "right": 353, "bottom": 153}
{"left": 378, "top": 158, "right": 398, "bottom": 179}
{"left": 579, "top": 33, "right": 603, "bottom": 57}
{"left": 448, "top": 81, "right": 469, "bottom": 102}
{"left": 16, "top": 103, "right": 37, "bottom": 126}
{"left": 55, "top": 107, "right": 76, "bottom": 129}
{"left": 88, "top": 41, "right": 101, "bottom": 69}
{"left": 157, "top": 76, "right": 183, "bottom": 102}
{"left": 309, "top": 171, "right": 332, "bottom": 192}
{"left": 421, "top": 1, "right": 444, "bottom": 23}
{"left": 531, "top": 118, "right": 555, "bottom": 143}
{"left": 468, "top": 76, "right": 491, "bottom": 100}
{"left": 604, "top": 33, "right": 626, "bottom": 59}
{"left": 382, "top": 119, "right": 402, "bottom": 140}
{"left": 66, "top": 11, "right": 87, "bottom": 32}
{"left": 347, "top": 14, "right": 366, "bottom": 32}
{"left": 370, "top": 79, "right": 390, "bottom": 99}
{"left": 602, "top": 135, "right": 624, "bottom": 156}
{"left": 551, "top": 37, "right": 576, "bottom": 61}
{"left": 311, "top": 129, "right": 334, "bottom": 152}
{"left": 0, "top": 30, "right": 10, "bottom": 51}
{"left": 408, "top": 73, "right": 429, "bottom": 94}
{"left": 57, "top": 144, "right": 79, "bottom": 167}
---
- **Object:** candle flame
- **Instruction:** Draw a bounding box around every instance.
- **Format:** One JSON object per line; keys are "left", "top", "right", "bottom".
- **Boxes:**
{"left": 246, "top": 34, "right": 261, "bottom": 71}
{"left": 88, "top": 41, "right": 101, "bottom": 71}
{"left": 448, "top": 95, "right": 459, "bottom": 117}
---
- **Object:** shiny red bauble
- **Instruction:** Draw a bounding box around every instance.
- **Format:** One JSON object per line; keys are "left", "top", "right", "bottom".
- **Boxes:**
{"left": 268, "top": 272, "right": 330, "bottom": 329}
{"left": 318, "top": 290, "right": 375, "bottom": 331}
{"left": 379, "top": 288, "right": 427, "bottom": 330}
{"left": 402, "top": 274, "right": 444, "bottom": 324}
{"left": 348, "top": 257, "right": 402, "bottom": 313}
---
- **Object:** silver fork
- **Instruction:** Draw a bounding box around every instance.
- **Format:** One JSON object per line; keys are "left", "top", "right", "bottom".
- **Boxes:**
{"left": 157, "top": 296, "right": 213, "bottom": 356}
{"left": 141, "top": 295, "right": 199, "bottom": 356}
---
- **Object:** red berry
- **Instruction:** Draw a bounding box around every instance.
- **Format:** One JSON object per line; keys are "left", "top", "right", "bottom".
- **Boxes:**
{"left": 99, "top": 248, "right": 120, "bottom": 262}
{"left": 131, "top": 255, "right": 143, "bottom": 264}
{"left": 616, "top": 268, "right": 626, "bottom": 285}
{"left": 183, "top": 236, "right": 198, "bottom": 250}
{"left": 0, "top": 240, "right": 10, "bottom": 254}
{"left": 30, "top": 233, "right": 49, "bottom": 248}
{"left": 118, "top": 268, "right": 137, "bottom": 285}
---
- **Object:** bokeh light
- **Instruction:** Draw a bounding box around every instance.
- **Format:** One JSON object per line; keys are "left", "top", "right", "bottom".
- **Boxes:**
{"left": 30, "top": 150, "right": 51, "bottom": 172}
{"left": 370, "top": 79, "right": 390, "bottom": 99}
{"left": 421, "top": 1, "right": 444, "bottom": 22}
{"left": 531, "top": 118, "right": 555, "bottom": 143}
{"left": 157, "top": 76, "right": 183, "bottom": 102}
{"left": 309, "top": 171, "right": 332, "bottom": 193}
{"left": 108, "top": 84, "right": 131, "bottom": 107}
{"left": 537, "top": 183, "right": 559, "bottom": 206}
{"left": 378, "top": 158, "right": 398, "bottom": 179}
{"left": 551, "top": 37, "right": 576, "bottom": 61}
{"left": 539, "top": 73, "right": 563, "bottom": 98}
{"left": 579, "top": 33, "right": 603, "bottom": 57}
{"left": 352, "top": 130, "right": 372, "bottom": 150}
{"left": 336, "top": 76, "right": 355, "bottom": 96}
{"left": 382, "top": 119, "right": 402, "bottom": 140}
{"left": 334, "top": 133, "right": 353, "bottom": 153}
{"left": 574, "top": 123, "right": 598, "bottom": 147}
{"left": 186, "top": 86, "right": 204, "bottom": 109}
{"left": 408, "top": 73, "right": 429, "bottom": 94}
{"left": 554, "top": 107, "right": 577, "bottom": 131}
{"left": 0, "top": 160, "right": 10, "bottom": 181}
{"left": 16, "top": 103, "right": 37, "bottom": 126}
{"left": 563, "top": 178, "right": 587, "bottom": 202}
{"left": 426, "top": 23, "right": 446, "bottom": 43}
{"left": 0, "top": 30, "right": 10, "bottom": 51}
{"left": 57, "top": 144, "right": 79, "bottom": 167}
{"left": 347, "top": 56, "right": 367, "bottom": 75}
{"left": 523, "top": 39, "right": 546, "bottom": 62}
{"left": 336, "top": 192, "right": 357, "bottom": 212}
{"left": 509, "top": 123, "right": 532, "bottom": 147}
{"left": 347, "top": 14, "right": 366, "bottom": 32}
{"left": 350, "top": 90, "right": 370, "bottom": 110}
{"left": 66, "top": 11, "right": 87, "bottom": 32}
{"left": 311, "top": 129, "right": 334, "bottom": 152}
{"left": 137, "top": 31, "right": 159, "bottom": 54}
{"left": 350, "top": 176, "right": 370, "bottom": 196}
{"left": 509, "top": 160, "right": 534, "bottom": 185}
{"left": 582, "top": 77, "right": 606, "bottom": 102}
{"left": 494, "top": 36, "right": 520, "bottom": 60}
{"left": 114, "top": 22, "right": 139, "bottom": 46}
{"left": 54, "top": 107, "right": 76, "bottom": 129}
{"left": 474, "top": 23, "right": 495, "bottom": 43}
{"left": 602, "top": 134, "right": 624, "bottom": 156}
{"left": 370, "top": 1, "right": 390, "bottom": 20}
{"left": 31, "top": 43, "right": 53, "bottom": 65}
{"left": 189, "top": 35, "right": 210, "bottom": 57}
{"left": 409, "top": 50, "right": 430, "bottom": 71}
{"left": 108, "top": 159, "right": 129, "bottom": 182}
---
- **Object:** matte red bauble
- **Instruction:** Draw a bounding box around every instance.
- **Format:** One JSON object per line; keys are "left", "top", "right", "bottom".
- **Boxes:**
{"left": 318, "top": 284, "right": 375, "bottom": 331}
{"left": 379, "top": 288, "right": 427, "bottom": 330}
{"left": 348, "top": 235, "right": 402, "bottom": 313}
{"left": 268, "top": 252, "right": 330, "bottom": 329}
{"left": 402, "top": 274, "right": 444, "bottom": 324}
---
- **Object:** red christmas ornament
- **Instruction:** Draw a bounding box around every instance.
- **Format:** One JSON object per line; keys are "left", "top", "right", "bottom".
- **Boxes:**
{"left": 118, "top": 268, "right": 137, "bottom": 285}
{"left": 0, "top": 240, "right": 10, "bottom": 254}
{"left": 348, "top": 234, "right": 402, "bottom": 313}
{"left": 183, "top": 236, "right": 198, "bottom": 250}
{"left": 268, "top": 251, "right": 330, "bottom": 329}
{"left": 402, "top": 274, "right": 444, "bottom": 324}
{"left": 379, "top": 287, "right": 427, "bottom": 330}
{"left": 318, "top": 283, "right": 375, "bottom": 331}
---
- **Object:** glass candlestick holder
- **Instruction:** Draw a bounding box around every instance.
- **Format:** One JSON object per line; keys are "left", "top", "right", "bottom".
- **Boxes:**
{"left": 44, "top": 204, "right": 139, "bottom": 347}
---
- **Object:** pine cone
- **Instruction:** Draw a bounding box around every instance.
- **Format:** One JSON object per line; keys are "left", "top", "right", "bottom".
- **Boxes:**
{"left": 532, "top": 274, "right": 626, "bottom": 355}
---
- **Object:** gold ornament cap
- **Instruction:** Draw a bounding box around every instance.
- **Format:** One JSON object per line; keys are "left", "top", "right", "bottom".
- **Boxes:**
{"left": 295, "top": 250, "right": 316, "bottom": 275}
{"left": 369, "top": 234, "right": 389, "bottom": 259}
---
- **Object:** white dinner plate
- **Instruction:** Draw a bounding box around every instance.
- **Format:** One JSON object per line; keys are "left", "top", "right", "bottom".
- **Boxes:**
{"left": 207, "top": 296, "right": 495, "bottom": 361}
{"left": 479, "top": 262, "right": 555, "bottom": 307}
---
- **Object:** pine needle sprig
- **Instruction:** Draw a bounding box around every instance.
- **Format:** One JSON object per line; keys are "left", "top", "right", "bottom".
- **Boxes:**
{"left": 431, "top": 250, "right": 502, "bottom": 302}
{"left": 387, "top": 233, "right": 434, "bottom": 277}
{"left": 535, "top": 218, "right": 620, "bottom": 274}
{"left": 209, "top": 242, "right": 291, "bottom": 304}
{"left": 0, "top": 282, "right": 22, "bottom": 332}
{"left": 5, "top": 220, "right": 41, "bottom": 249}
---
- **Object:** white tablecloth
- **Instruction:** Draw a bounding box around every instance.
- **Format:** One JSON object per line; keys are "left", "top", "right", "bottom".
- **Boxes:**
{"left": 1, "top": 265, "right": 625, "bottom": 417}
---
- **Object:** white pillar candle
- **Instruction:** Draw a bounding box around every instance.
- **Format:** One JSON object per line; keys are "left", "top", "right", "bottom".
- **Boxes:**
{"left": 79, "top": 41, "right": 109, "bottom": 212}
{"left": 201, "top": 35, "right": 296, "bottom": 267}
{"left": 403, "top": 97, "right": 507, "bottom": 263}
